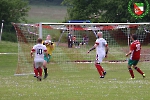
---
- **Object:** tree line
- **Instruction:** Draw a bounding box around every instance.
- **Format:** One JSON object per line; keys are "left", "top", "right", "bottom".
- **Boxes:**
{"left": 62, "top": 0, "right": 150, "bottom": 22}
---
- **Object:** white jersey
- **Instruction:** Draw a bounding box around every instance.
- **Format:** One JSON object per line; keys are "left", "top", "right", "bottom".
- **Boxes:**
{"left": 95, "top": 38, "right": 107, "bottom": 56}
{"left": 32, "top": 44, "right": 47, "bottom": 62}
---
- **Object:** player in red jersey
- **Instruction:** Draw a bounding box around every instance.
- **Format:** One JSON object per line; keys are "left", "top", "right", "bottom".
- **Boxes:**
{"left": 126, "top": 34, "right": 145, "bottom": 79}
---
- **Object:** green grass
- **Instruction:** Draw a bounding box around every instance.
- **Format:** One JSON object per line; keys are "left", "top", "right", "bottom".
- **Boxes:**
{"left": 26, "top": 5, "right": 67, "bottom": 23}
{"left": 0, "top": 41, "right": 18, "bottom": 76}
{"left": 0, "top": 41, "right": 150, "bottom": 100}
{"left": 0, "top": 41, "right": 18, "bottom": 53}
{"left": 2, "top": 4, "right": 150, "bottom": 100}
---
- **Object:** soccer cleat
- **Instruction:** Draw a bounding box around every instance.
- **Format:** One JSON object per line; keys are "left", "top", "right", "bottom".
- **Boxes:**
{"left": 34, "top": 75, "right": 36, "bottom": 77}
{"left": 39, "top": 78, "right": 42, "bottom": 81}
{"left": 103, "top": 71, "right": 107, "bottom": 76}
{"left": 130, "top": 77, "right": 135, "bottom": 79}
{"left": 37, "top": 77, "right": 42, "bottom": 81}
{"left": 37, "top": 77, "right": 39, "bottom": 81}
{"left": 43, "top": 74, "right": 48, "bottom": 79}
{"left": 100, "top": 76, "right": 104, "bottom": 78}
{"left": 142, "top": 74, "right": 146, "bottom": 78}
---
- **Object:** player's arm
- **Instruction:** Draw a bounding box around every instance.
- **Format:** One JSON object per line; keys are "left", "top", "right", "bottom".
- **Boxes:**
{"left": 126, "top": 45, "right": 134, "bottom": 57}
{"left": 43, "top": 45, "right": 48, "bottom": 56}
{"left": 48, "top": 41, "right": 55, "bottom": 51}
{"left": 87, "top": 43, "right": 98, "bottom": 53}
{"left": 126, "top": 44, "right": 133, "bottom": 57}
{"left": 30, "top": 48, "right": 35, "bottom": 58}
{"left": 126, "top": 50, "right": 132, "bottom": 57}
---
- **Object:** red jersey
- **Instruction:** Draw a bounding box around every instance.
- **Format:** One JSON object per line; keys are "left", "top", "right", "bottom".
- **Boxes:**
{"left": 130, "top": 40, "right": 141, "bottom": 60}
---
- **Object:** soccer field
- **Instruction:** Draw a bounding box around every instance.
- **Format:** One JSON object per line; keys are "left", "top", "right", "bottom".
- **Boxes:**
{"left": 0, "top": 41, "right": 150, "bottom": 100}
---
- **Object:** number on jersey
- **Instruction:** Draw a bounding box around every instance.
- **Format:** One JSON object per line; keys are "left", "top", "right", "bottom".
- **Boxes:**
{"left": 37, "top": 49, "right": 43, "bottom": 55}
{"left": 136, "top": 44, "right": 140, "bottom": 51}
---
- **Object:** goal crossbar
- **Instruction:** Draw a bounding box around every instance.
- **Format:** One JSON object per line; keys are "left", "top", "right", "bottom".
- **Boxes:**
{"left": 39, "top": 22, "right": 150, "bottom": 25}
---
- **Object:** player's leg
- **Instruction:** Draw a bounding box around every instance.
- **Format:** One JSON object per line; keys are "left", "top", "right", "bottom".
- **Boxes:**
{"left": 76, "top": 41, "right": 80, "bottom": 48}
{"left": 100, "top": 56, "right": 107, "bottom": 76}
{"left": 37, "top": 62, "right": 43, "bottom": 81}
{"left": 128, "top": 59, "right": 135, "bottom": 79}
{"left": 68, "top": 39, "right": 70, "bottom": 48}
{"left": 71, "top": 41, "right": 73, "bottom": 48}
{"left": 75, "top": 41, "right": 78, "bottom": 48}
{"left": 43, "top": 60, "right": 48, "bottom": 79}
{"left": 34, "top": 61, "right": 39, "bottom": 79}
{"left": 38, "top": 67, "right": 43, "bottom": 77}
{"left": 132, "top": 60, "right": 145, "bottom": 78}
{"left": 95, "top": 63, "right": 104, "bottom": 78}
{"left": 98, "top": 55, "right": 106, "bottom": 76}
{"left": 43, "top": 54, "right": 50, "bottom": 79}
{"left": 99, "top": 65, "right": 106, "bottom": 77}
{"left": 33, "top": 63, "right": 36, "bottom": 77}
{"left": 35, "top": 63, "right": 41, "bottom": 81}
{"left": 95, "top": 54, "right": 105, "bottom": 78}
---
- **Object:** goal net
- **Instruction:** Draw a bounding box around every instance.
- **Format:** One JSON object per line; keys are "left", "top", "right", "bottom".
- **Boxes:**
{"left": 12, "top": 23, "right": 39, "bottom": 75}
{"left": 12, "top": 22, "right": 150, "bottom": 75}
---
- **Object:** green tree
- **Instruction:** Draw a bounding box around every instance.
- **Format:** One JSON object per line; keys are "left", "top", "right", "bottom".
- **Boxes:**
{"left": 0, "top": 0, "right": 30, "bottom": 41}
{"left": 62, "top": 0, "right": 150, "bottom": 22}
{"left": 62, "top": 0, "right": 103, "bottom": 22}
{"left": 101, "top": 0, "right": 150, "bottom": 22}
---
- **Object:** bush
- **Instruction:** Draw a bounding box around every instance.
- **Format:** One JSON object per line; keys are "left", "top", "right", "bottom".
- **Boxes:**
{"left": 2, "top": 32, "right": 17, "bottom": 42}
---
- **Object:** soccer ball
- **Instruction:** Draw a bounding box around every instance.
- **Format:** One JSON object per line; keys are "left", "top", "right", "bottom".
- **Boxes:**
{"left": 44, "top": 40, "right": 52, "bottom": 46}
{"left": 45, "top": 40, "right": 51, "bottom": 44}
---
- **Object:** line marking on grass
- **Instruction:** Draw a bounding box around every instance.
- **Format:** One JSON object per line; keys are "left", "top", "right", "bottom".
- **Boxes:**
{"left": 14, "top": 73, "right": 34, "bottom": 76}
{"left": 0, "top": 53, "right": 18, "bottom": 55}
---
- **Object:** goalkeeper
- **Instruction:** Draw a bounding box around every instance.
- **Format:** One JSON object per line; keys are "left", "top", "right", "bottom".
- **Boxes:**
{"left": 42, "top": 35, "right": 55, "bottom": 79}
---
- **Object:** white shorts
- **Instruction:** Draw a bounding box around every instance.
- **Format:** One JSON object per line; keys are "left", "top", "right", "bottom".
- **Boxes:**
{"left": 34, "top": 59, "right": 44, "bottom": 68}
{"left": 95, "top": 54, "right": 105, "bottom": 63}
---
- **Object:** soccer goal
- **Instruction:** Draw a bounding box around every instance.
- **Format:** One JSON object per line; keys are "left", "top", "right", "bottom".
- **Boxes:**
{"left": 12, "top": 22, "right": 150, "bottom": 75}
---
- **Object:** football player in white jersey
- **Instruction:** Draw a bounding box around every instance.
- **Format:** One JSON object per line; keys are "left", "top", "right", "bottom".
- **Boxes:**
{"left": 88, "top": 31, "right": 109, "bottom": 78}
{"left": 31, "top": 38, "right": 47, "bottom": 81}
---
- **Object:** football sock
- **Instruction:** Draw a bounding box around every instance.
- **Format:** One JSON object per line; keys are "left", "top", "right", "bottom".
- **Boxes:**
{"left": 99, "top": 65, "right": 104, "bottom": 73}
{"left": 128, "top": 68, "right": 134, "bottom": 78}
{"left": 44, "top": 68, "right": 48, "bottom": 75}
{"left": 34, "top": 68, "right": 38, "bottom": 77}
{"left": 134, "top": 66, "right": 144, "bottom": 75}
{"left": 34, "top": 67, "right": 36, "bottom": 75}
{"left": 95, "top": 64, "right": 103, "bottom": 76}
{"left": 38, "top": 67, "right": 43, "bottom": 77}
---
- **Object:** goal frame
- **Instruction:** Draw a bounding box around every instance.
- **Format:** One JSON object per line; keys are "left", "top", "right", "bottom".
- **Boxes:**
{"left": 12, "top": 22, "right": 150, "bottom": 75}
